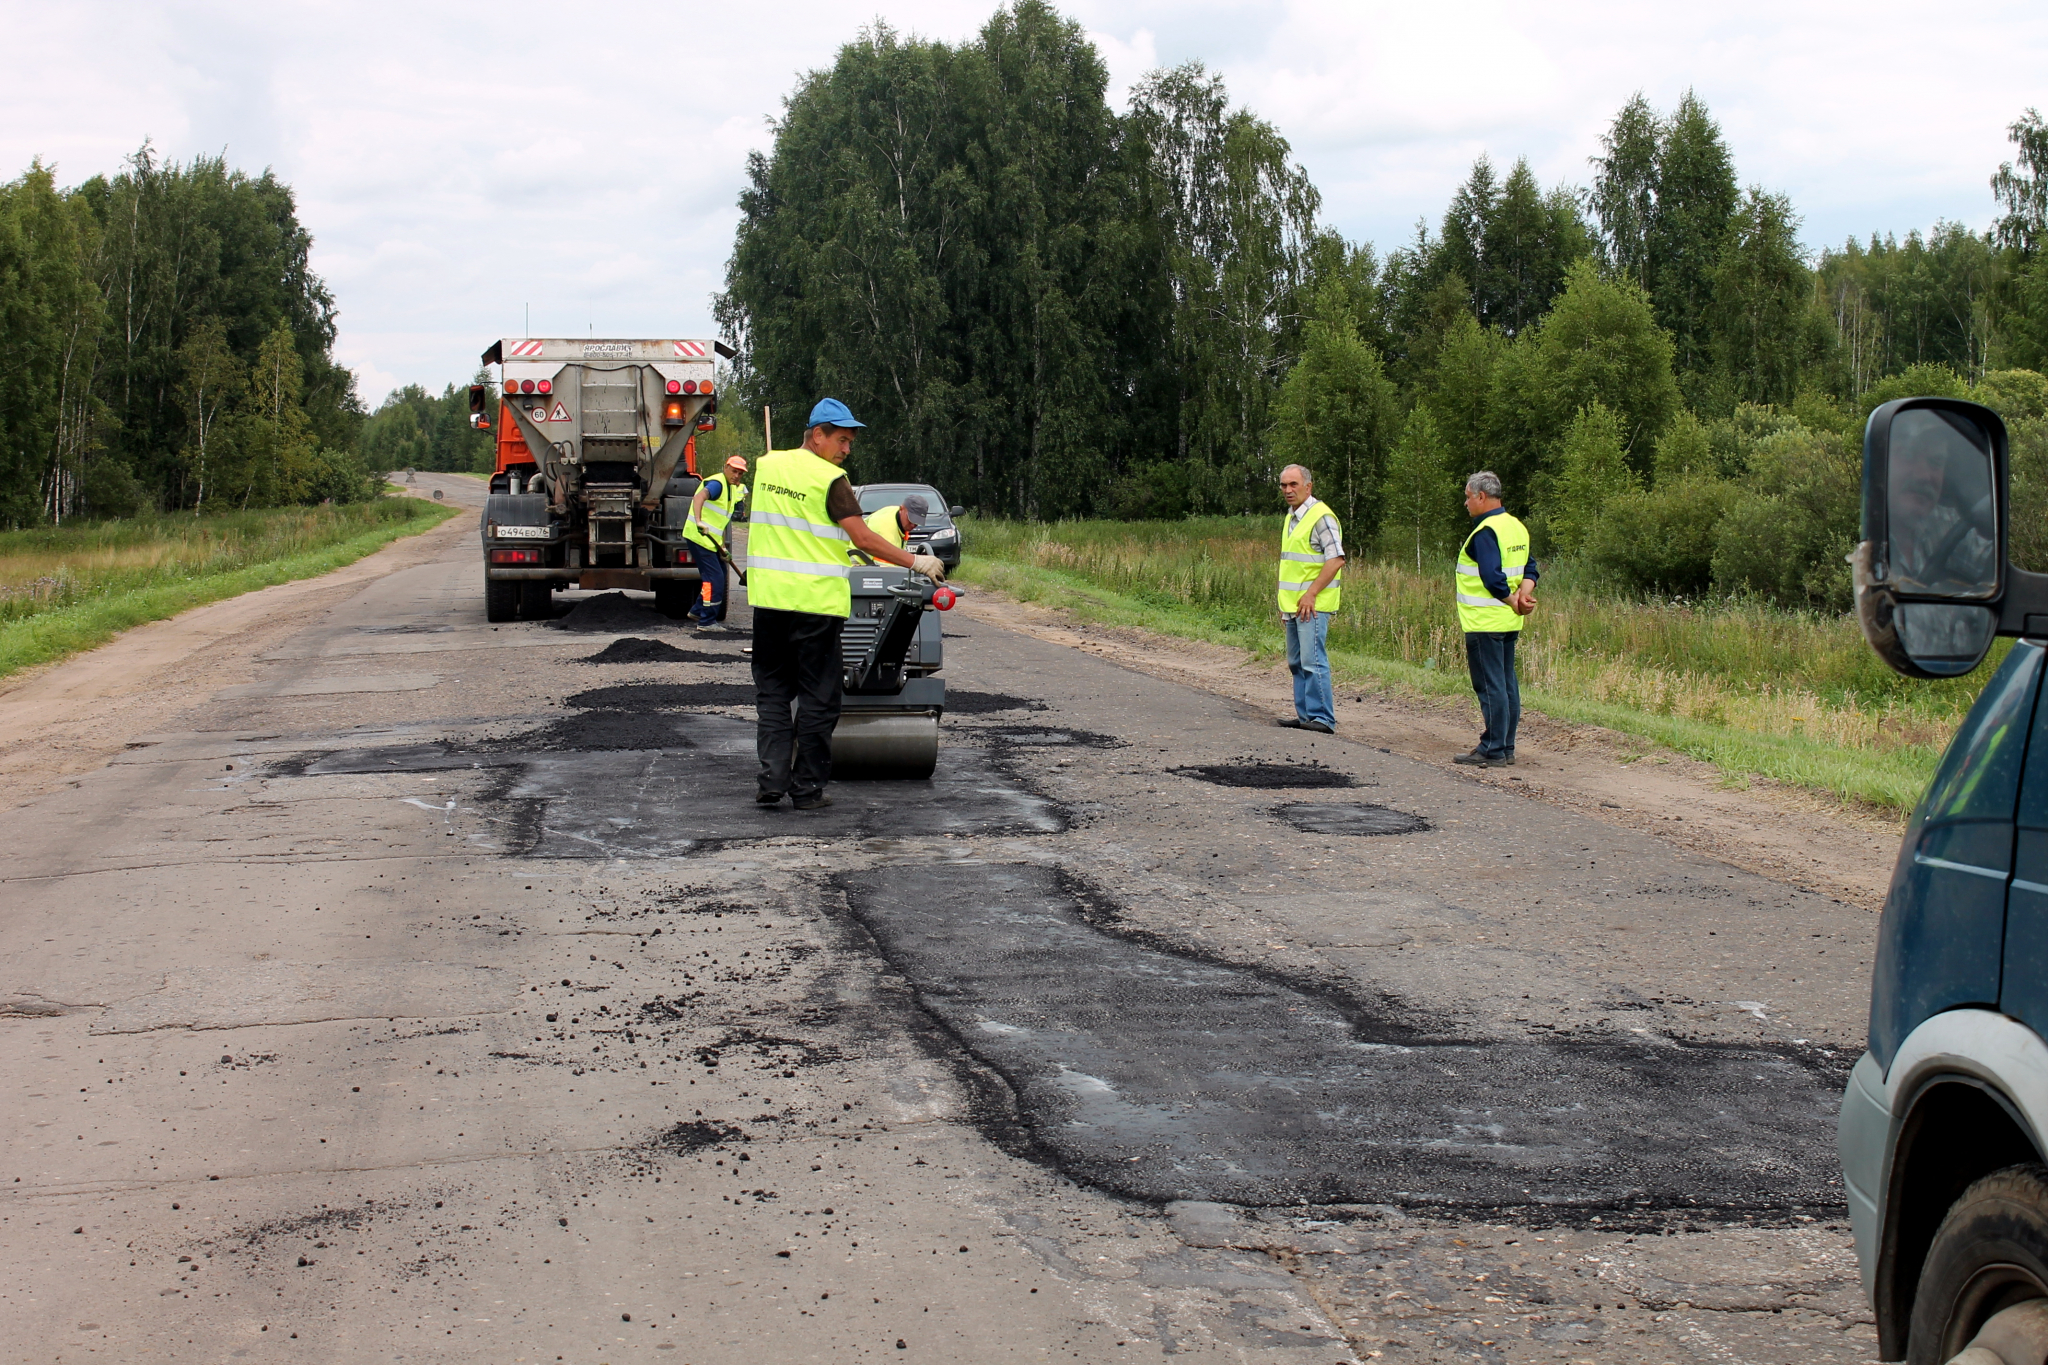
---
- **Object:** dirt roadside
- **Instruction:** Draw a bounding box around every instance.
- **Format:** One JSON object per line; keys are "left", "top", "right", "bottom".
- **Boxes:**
{"left": 0, "top": 481, "right": 479, "bottom": 814}
{"left": 957, "top": 587, "right": 1905, "bottom": 912}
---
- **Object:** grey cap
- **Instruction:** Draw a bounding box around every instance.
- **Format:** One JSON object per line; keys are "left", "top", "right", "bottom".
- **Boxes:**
{"left": 899, "top": 494, "right": 930, "bottom": 525}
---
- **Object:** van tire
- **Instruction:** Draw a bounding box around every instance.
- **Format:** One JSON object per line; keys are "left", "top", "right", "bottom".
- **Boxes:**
{"left": 1910, "top": 1164, "right": 2048, "bottom": 1364}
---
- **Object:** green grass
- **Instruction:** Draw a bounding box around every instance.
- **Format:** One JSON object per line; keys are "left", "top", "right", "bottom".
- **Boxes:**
{"left": 955, "top": 517, "right": 1988, "bottom": 814}
{"left": 0, "top": 498, "right": 461, "bottom": 681}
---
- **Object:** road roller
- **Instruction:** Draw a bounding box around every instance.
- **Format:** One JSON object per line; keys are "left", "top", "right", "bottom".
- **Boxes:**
{"left": 831, "top": 565, "right": 958, "bottom": 779}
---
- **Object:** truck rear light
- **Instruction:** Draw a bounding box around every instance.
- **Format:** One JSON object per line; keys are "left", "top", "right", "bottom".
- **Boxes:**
{"left": 490, "top": 548, "right": 540, "bottom": 565}
{"left": 700, "top": 380, "right": 715, "bottom": 394}
{"left": 536, "top": 379, "right": 552, "bottom": 394}
{"left": 682, "top": 379, "right": 698, "bottom": 394}
{"left": 663, "top": 400, "right": 686, "bottom": 425}
{"left": 666, "top": 380, "right": 682, "bottom": 394}
{"left": 519, "top": 379, "right": 535, "bottom": 394}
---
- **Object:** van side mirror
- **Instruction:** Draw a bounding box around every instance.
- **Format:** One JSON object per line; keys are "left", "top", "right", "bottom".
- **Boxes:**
{"left": 1854, "top": 398, "right": 2008, "bottom": 678}
{"left": 468, "top": 384, "right": 492, "bottom": 431}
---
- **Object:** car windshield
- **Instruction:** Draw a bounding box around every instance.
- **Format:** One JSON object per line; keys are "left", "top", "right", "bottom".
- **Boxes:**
{"left": 857, "top": 486, "right": 948, "bottom": 522}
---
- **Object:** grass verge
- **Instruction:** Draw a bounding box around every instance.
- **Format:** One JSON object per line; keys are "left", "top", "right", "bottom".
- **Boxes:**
{"left": 0, "top": 498, "right": 461, "bottom": 682}
{"left": 955, "top": 527, "right": 1952, "bottom": 815}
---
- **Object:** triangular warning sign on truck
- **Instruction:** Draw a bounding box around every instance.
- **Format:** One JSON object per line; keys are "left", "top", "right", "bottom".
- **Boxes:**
{"left": 547, "top": 400, "right": 569, "bottom": 422}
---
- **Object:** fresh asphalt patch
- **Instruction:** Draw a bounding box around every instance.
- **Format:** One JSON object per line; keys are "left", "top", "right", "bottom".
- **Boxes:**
{"left": 835, "top": 862, "right": 1848, "bottom": 1225}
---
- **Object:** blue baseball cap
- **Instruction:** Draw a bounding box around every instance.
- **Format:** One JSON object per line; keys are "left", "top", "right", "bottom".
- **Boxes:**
{"left": 807, "top": 397, "right": 866, "bottom": 429}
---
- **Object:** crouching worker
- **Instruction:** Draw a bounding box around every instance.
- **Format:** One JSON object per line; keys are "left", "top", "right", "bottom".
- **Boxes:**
{"left": 1275, "top": 463, "right": 1345, "bottom": 734}
{"left": 750, "top": 399, "right": 946, "bottom": 811}
{"left": 683, "top": 454, "right": 748, "bottom": 627}
{"left": 860, "top": 493, "right": 930, "bottom": 554}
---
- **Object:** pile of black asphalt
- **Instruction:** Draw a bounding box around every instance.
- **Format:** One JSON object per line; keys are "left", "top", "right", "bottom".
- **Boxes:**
{"left": 546, "top": 592, "right": 678, "bottom": 633}
{"left": 836, "top": 863, "right": 1849, "bottom": 1224}
{"left": 579, "top": 638, "right": 747, "bottom": 665}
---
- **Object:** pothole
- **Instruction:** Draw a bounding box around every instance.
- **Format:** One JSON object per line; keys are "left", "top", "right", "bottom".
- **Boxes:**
{"left": 1173, "top": 762, "right": 1359, "bottom": 789}
{"left": 1276, "top": 802, "right": 1429, "bottom": 836}
{"left": 356, "top": 623, "right": 453, "bottom": 635}
{"left": 946, "top": 690, "right": 1049, "bottom": 714}
{"left": 976, "top": 724, "right": 1127, "bottom": 749}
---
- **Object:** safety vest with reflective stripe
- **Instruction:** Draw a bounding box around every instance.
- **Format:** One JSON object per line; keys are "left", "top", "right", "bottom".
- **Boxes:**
{"left": 862, "top": 505, "right": 907, "bottom": 551}
{"left": 1276, "top": 499, "right": 1342, "bottom": 614}
{"left": 683, "top": 475, "right": 746, "bottom": 551}
{"left": 745, "top": 449, "right": 851, "bottom": 616}
{"left": 1456, "top": 510, "right": 1531, "bottom": 633}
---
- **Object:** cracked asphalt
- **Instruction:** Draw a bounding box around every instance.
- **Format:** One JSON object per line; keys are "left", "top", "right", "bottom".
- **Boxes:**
{"left": 1, "top": 483, "right": 1879, "bottom": 1362}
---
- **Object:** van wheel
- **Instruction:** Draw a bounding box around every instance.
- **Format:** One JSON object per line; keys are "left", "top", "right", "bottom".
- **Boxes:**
{"left": 517, "top": 581, "right": 553, "bottom": 619}
{"left": 484, "top": 578, "right": 518, "bottom": 623}
{"left": 1910, "top": 1164, "right": 2048, "bottom": 1364}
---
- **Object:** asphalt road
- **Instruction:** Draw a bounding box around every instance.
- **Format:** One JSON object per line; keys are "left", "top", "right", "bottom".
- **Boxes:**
{"left": 1, "top": 490, "right": 1880, "bottom": 1363}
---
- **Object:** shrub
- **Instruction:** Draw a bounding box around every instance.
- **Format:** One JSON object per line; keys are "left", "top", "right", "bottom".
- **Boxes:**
{"left": 1580, "top": 476, "right": 1741, "bottom": 597}
{"left": 1710, "top": 427, "right": 1860, "bottom": 609}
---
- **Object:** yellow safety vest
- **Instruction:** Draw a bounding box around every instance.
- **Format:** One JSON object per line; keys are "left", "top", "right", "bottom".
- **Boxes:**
{"left": 862, "top": 505, "right": 907, "bottom": 551}
{"left": 684, "top": 474, "right": 745, "bottom": 551}
{"left": 746, "top": 449, "right": 851, "bottom": 617}
{"left": 1456, "top": 511, "right": 1531, "bottom": 633}
{"left": 1277, "top": 499, "right": 1343, "bottom": 614}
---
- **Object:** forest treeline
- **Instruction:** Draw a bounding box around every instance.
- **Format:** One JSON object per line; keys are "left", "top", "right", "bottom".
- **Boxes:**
{"left": 718, "top": 0, "right": 2048, "bottom": 608}
{"left": 0, "top": 147, "right": 374, "bottom": 526}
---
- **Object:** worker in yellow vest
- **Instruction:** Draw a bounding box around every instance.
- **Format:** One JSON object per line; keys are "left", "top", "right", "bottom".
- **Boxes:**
{"left": 747, "top": 399, "right": 947, "bottom": 810}
{"left": 1275, "top": 463, "right": 1345, "bottom": 733}
{"left": 682, "top": 454, "right": 748, "bottom": 627}
{"left": 858, "top": 493, "right": 930, "bottom": 553}
{"left": 1453, "top": 470, "right": 1539, "bottom": 768}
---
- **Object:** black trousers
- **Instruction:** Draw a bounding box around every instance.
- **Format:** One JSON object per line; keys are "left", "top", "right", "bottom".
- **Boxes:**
{"left": 752, "top": 607, "right": 843, "bottom": 797}
{"left": 1463, "top": 629, "right": 1521, "bottom": 760}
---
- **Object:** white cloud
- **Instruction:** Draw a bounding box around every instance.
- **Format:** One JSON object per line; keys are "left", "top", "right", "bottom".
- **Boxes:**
{"left": 7, "top": 0, "right": 2045, "bottom": 396}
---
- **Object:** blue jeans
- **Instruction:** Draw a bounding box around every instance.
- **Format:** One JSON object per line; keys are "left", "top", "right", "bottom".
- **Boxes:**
{"left": 1285, "top": 612, "right": 1336, "bottom": 728}
{"left": 1463, "top": 630, "right": 1521, "bottom": 759}
{"left": 687, "top": 542, "right": 727, "bottom": 624}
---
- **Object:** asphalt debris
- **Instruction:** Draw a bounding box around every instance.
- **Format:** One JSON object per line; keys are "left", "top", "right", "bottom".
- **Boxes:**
{"left": 545, "top": 591, "right": 679, "bottom": 633}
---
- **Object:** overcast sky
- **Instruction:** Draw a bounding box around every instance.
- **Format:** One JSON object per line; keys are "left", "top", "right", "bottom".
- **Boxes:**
{"left": 8, "top": 0, "right": 2045, "bottom": 407}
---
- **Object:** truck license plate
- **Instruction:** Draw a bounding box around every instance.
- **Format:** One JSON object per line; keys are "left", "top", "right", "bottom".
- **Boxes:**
{"left": 491, "top": 525, "right": 550, "bottom": 539}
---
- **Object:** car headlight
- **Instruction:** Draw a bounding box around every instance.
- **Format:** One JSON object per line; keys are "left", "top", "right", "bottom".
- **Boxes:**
{"left": 926, "top": 527, "right": 958, "bottom": 543}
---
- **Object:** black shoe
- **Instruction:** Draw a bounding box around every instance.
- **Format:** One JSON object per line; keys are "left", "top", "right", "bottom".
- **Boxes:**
{"left": 755, "top": 790, "right": 784, "bottom": 805}
{"left": 792, "top": 792, "right": 833, "bottom": 811}
{"left": 1301, "top": 720, "right": 1334, "bottom": 734}
{"left": 1452, "top": 750, "right": 1505, "bottom": 767}
{"left": 1275, "top": 717, "right": 1306, "bottom": 729}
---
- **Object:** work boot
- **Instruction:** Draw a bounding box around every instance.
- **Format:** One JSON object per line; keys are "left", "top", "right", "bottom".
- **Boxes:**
{"left": 1452, "top": 750, "right": 1506, "bottom": 768}
{"left": 1275, "top": 717, "right": 1306, "bottom": 729}
{"left": 792, "top": 792, "right": 833, "bottom": 811}
{"left": 1300, "top": 720, "right": 1334, "bottom": 734}
{"left": 755, "top": 790, "right": 784, "bottom": 806}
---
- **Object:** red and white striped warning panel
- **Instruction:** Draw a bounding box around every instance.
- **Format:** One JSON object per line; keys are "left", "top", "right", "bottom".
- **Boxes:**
{"left": 673, "top": 340, "right": 709, "bottom": 357}
{"left": 508, "top": 339, "right": 546, "bottom": 358}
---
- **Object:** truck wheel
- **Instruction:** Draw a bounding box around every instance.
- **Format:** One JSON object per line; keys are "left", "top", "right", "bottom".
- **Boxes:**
{"left": 518, "top": 581, "right": 552, "bottom": 619}
{"left": 484, "top": 577, "right": 518, "bottom": 623}
{"left": 1910, "top": 1164, "right": 2048, "bottom": 1364}
{"left": 653, "top": 579, "right": 693, "bottom": 620}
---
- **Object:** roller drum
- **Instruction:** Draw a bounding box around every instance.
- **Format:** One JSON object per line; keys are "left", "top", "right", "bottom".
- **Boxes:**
{"left": 831, "top": 713, "right": 939, "bottom": 779}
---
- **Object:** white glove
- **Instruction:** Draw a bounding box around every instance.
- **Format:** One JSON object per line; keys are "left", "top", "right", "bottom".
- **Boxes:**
{"left": 910, "top": 554, "right": 947, "bottom": 581}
